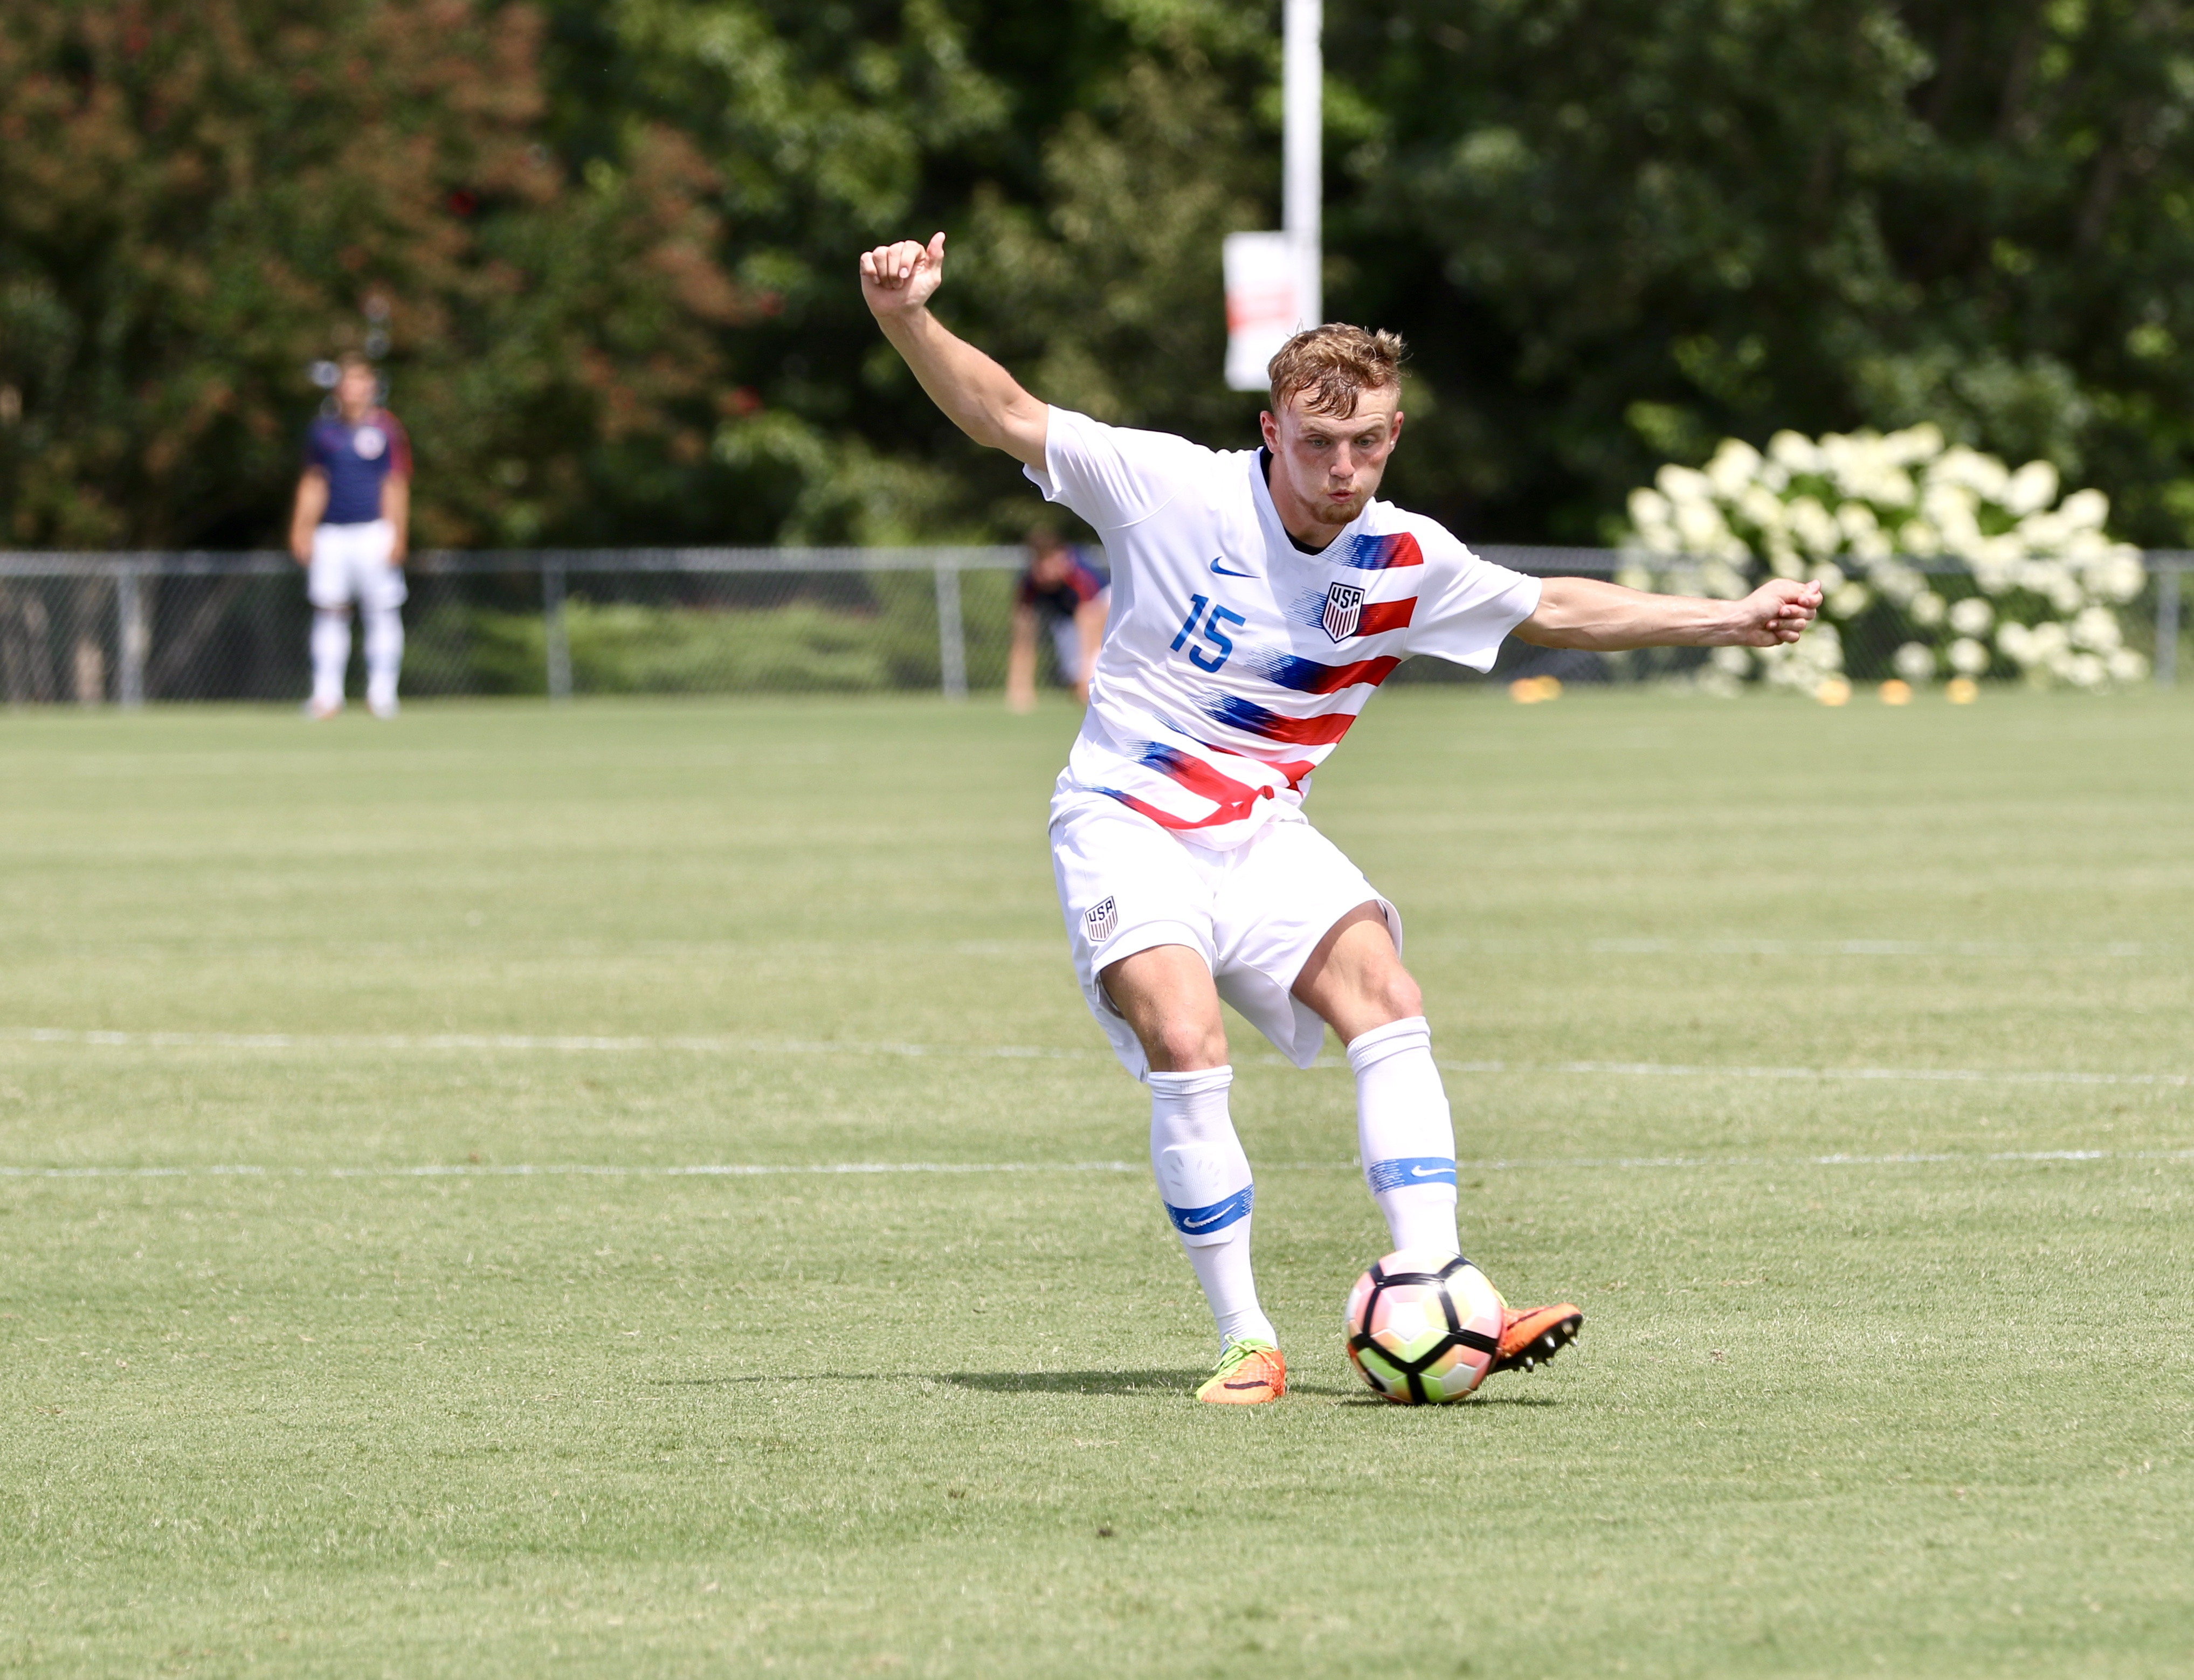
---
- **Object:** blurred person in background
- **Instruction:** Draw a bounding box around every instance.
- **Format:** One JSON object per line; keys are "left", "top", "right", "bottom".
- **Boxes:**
{"left": 1006, "top": 524, "right": 1108, "bottom": 712}
{"left": 289, "top": 354, "right": 411, "bottom": 719}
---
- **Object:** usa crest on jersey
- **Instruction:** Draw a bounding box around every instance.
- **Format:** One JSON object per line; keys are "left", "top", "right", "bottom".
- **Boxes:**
{"left": 1321, "top": 582, "right": 1364, "bottom": 643}
{"left": 1084, "top": 895, "right": 1119, "bottom": 944}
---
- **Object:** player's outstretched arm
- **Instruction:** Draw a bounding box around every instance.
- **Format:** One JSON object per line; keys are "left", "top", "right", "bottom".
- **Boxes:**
{"left": 1513, "top": 575, "right": 1823, "bottom": 651}
{"left": 859, "top": 233, "right": 1048, "bottom": 469}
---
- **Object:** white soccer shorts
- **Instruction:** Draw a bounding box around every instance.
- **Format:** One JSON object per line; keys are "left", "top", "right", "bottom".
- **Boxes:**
{"left": 1048, "top": 614, "right": 1085, "bottom": 683}
{"left": 307, "top": 520, "right": 406, "bottom": 612}
{"left": 1050, "top": 792, "right": 1402, "bottom": 1080}
{"left": 1047, "top": 588, "right": 1108, "bottom": 683}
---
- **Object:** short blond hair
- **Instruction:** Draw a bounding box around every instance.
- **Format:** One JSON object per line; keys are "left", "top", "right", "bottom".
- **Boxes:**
{"left": 1266, "top": 324, "right": 1405, "bottom": 417}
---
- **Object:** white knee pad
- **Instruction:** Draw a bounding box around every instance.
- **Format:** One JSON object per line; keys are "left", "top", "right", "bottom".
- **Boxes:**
{"left": 1148, "top": 1067, "right": 1251, "bottom": 1248}
{"left": 1154, "top": 1143, "right": 1253, "bottom": 1247}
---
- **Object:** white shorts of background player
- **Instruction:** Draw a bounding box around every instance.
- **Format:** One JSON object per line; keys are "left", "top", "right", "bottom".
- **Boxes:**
{"left": 307, "top": 519, "right": 406, "bottom": 612}
{"left": 1046, "top": 587, "right": 1109, "bottom": 685}
{"left": 1051, "top": 791, "right": 1402, "bottom": 1081}
{"left": 306, "top": 520, "right": 406, "bottom": 715}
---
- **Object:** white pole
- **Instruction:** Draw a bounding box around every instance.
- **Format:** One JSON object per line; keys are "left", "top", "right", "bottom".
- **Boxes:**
{"left": 934, "top": 563, "right": 967, "bottom": 701}
{"left": 2156, "top": 559, "right": 2181, "bottom": 688}
{"left": 542, "top": 561, "right": 572, "bottom": 703}
{"left": 116, "top": 565, "right": 147, "bottom": 709}
{"left": 1283, "top": 0, "right": 1322, "bottom": 330}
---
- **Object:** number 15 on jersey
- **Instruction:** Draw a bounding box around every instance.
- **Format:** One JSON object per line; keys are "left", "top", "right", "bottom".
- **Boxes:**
{"left": 1170, "top": 594, "right": 1246, "bottom": 673}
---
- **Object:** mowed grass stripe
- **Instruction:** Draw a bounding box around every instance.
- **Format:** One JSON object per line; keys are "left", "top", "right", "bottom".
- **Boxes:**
{"left": 6, "top": 1153, "right": 2189, "bottom": 1676}
{"left": 7, "top": 1024, "right": 2188, "bottom": 1086}
{"left": 6, "top": 1146, "right": 2194, "bottom": 1179}
{"left": 2, "top": 691, "right": 2190, "bottom": 1677}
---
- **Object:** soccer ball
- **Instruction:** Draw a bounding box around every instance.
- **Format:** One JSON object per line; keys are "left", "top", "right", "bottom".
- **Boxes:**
{"left": 1343, "top": 1248, "right": 1505, "bottom": 1404}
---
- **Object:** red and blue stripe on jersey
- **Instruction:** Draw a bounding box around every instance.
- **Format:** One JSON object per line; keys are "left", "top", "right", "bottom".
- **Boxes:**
{"left": 1094, "top": 530, "right": 1425, "bottom": 830}
{"left": 1328, "top": 532, "right": 1421, "bottom": 632}
{"left": 1247, "top": 650, "right": 1403, "bottom": 695}
{"left": 1095, "top": 741, "right": 1316, "bottom": 834}
{"left": 1196, "top": 695, "right": 1362, "bottom": 746}
{"left": 1333, "top": 531, "right": 1425, "bottom": 571}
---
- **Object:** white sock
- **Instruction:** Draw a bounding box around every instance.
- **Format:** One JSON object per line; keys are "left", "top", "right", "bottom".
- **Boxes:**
{"left": 311, "top": 610, "right": 351, "bottom": 707}
{"left": 1148, "top": 1066, "right": 1275, "bottom": 1350}
{"left": 1348, "top": 1017, "right": 1460, "bottom": 1255}
{"left": 364, "top": 605, "right": 403, "bottom": 710}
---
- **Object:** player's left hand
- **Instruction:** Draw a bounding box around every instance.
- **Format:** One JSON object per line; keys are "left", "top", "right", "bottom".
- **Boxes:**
{"left": 859, "top": 232, "right": 947, "bottom": 319}
{"left": 1721, "top": 578, "right": 1823, "bottom": 646}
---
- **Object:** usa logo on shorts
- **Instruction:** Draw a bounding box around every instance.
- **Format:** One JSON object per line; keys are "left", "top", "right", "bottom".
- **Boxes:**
{"left": 1084, "top": 896, "right": 1118, "bottom": 944}
{"left": 1321, "top": 582, "right": 1364, "bottom": 643}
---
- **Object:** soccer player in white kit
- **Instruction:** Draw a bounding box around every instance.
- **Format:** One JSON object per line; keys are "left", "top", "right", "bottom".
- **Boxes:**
{"left": 289, "top": 354, "right": 412, "bottom": 720}
{"left": 860, "top": 232, "right": 1823, "bottom": 1404}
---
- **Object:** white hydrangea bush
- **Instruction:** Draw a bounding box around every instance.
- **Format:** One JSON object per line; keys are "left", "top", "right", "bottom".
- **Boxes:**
{"left": 1621, "top": 425, "right": 2150, "bottom": 693}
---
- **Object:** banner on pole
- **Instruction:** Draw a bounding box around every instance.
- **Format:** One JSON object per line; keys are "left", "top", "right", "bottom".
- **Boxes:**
{"left": 1223, "top": 231, "right": 1299, "bottom": 392}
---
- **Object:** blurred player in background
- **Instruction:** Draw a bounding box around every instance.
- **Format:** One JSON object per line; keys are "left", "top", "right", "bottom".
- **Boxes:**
{"left": 860, "top": 231, "right": 1820, "bottom": 1405}
{"left": 1006, "top": 525, "right": 1109, "bottom": 711}
{"left": 289, "top": 354, "right": 411, "bottom": 719}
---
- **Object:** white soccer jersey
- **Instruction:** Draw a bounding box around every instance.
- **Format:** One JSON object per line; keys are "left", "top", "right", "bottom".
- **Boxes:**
{"left": 1026, "top": 407, "right": 1542, "bottom": 848}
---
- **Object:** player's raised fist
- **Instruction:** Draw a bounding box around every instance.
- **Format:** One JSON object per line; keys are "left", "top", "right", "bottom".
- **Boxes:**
{"left": 859, "top": 232, "right": 947, "bottom": 318}
{"left": 1730, "top": 577, "right": 1824, "bottom": 646}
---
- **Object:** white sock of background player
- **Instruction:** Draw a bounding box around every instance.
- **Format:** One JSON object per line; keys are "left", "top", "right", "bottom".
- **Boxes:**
{"left": 310, "top": 609, "right": 350, "bottom": 708}
{"left": 363, "top": 604, "right": 404, "bottom": 710}
{"left": 1148, "top": 1066, "right": 1277, "bottom": 1350}
{"left": 1348, "top": 1016, "right": 1461, "bottom": 1254}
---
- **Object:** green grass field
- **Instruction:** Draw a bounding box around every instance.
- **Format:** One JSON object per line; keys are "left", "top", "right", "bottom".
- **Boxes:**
{"left": 3, "top": 688, "right": 2191, "bottom": 1678}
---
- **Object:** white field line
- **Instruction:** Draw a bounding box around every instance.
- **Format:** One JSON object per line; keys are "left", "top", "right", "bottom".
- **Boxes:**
{"left": 4, "top": 1149, "right": 2193, "bottom": 1183}
{"left": 1473, "top": 1059, "right": 2193, "bottom": 1090}
{"left": 1574, "top": 937, "right": 2154, "bottom": 958}
{"left": 0, "top": 1160, "right": 1141, "bottom": 1180}
{"left": 5, "top": 1025, "right": 2187, "bottom": 1090}
{"left": 1, "top": 1026, "right": 1076, "bottom": 1059}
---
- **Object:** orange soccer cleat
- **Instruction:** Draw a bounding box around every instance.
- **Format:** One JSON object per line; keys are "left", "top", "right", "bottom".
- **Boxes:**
{"left": 1487, "top": 1302, "right": 1584, "bottom": 1376}
{"left": 1195, "top": 1337, "right": 1287, "bottom": 1405}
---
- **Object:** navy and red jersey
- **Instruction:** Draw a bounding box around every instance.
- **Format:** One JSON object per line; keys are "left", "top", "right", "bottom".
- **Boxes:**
{"left": 306, "top": 410, "right": 411, "bottom": 526}
{"left": 1016, "top": 548, "right": 1109, "bottom": 621}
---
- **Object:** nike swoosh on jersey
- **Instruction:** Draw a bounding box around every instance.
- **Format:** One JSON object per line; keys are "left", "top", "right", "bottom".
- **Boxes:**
{"left": 1209, "top": 557, "right": 1259, "bottom": 578}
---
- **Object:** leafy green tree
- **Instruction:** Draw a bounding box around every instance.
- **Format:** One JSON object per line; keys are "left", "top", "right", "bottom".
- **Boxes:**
{"left": 0, "top": 0, "right": 742, "bottom": 549}
{"left": 579, "top": 0, "right": 1277, "bottom": 543}
{"left": 15, "top": 0, "right": 2194, "bottom": 559}
{"left": 1329, "top": 0, "right": 2194, "bottom": 544}
{"left": 610, "top": 0, "right": 2194, "bottom": 550}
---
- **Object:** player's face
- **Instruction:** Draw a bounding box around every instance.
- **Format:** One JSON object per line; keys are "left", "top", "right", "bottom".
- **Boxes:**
{"left": 336, "top": 365, "right": 376, "bottom": 419}
{"left": 1260, "top": 386, "right": 1404, "bottom": 533}
{"left": 1029, "top": 547, "right": 1070, "bottom": 585}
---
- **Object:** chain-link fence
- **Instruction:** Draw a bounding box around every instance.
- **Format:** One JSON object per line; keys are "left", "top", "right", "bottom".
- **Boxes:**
{"left": 0, "top": 546, "right": 2183, "bottom": 705}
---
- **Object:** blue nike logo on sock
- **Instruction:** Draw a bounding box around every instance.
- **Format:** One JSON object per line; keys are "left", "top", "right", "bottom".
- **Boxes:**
{"left": 1365, "top": 1157, "right": 1457, "bottom": 1193}
{"left": 1165, "top": 1185, "right": 1254, "bottom": 1235}
{"left": 1210, "top": 557, "right": 1258, "bottom": 578}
